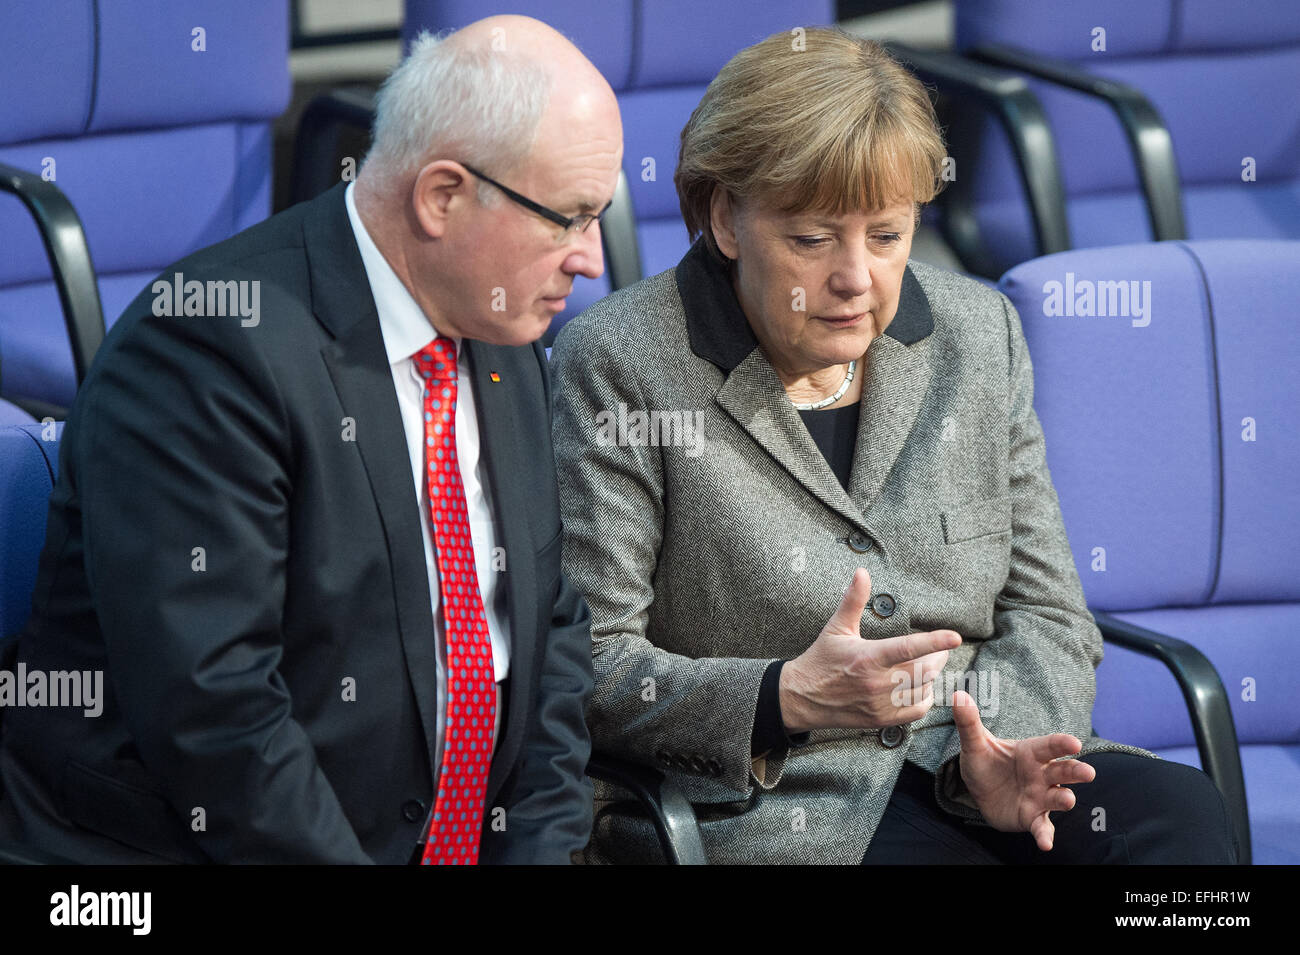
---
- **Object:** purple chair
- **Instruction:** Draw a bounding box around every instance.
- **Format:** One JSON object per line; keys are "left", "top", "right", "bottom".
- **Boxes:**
{"left": 999, "top": 239, "right": 1300, "bottom": 865}
{"left": 0, "top": 400, "right": 35, "bottom": 427}
{"left": 0, "top": 0, "right": 290, "bottom": 412}
{"left": 613, "top": 0, "right": 836, "bottom": 288}
{"left": 955, "top": 0, "right": 1300, "bottom": 276}
{"left": 0, "top": 423, "right": 62, "bottom": 643}
{"left": 0, "top": 421, "right": 71, "bottom": 864}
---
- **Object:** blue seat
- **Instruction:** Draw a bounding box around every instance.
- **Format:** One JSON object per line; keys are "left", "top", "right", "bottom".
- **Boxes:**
{"left": 0, "top": 400, "right": 35, "bottom": 427}
{"left": 0, "top": 420, "right": 71, "bottom": 864}
{"left": 0, "top": 423, "right": 62, "bottom": 642}
{"left": 0, "top": 0, "right": 290, "bottom": 410}
{"left": 954, "top": 0, "right": 1300, "bottom": 275}
{"left": 999, "top": 239, "right": 1300, "bottom": 864}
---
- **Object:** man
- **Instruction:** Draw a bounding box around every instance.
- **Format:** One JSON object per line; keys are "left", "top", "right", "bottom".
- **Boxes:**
{"left": 0, "top": 15, "right": 622, "bottom": 864}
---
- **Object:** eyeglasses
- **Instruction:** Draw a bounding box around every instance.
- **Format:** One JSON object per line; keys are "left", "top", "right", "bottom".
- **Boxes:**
{"left": 461, "top": 162, "right": 612, "bottom": 236}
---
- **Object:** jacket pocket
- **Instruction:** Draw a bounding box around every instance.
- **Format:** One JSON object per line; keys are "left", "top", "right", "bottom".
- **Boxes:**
{"left": 61, "top": 759, "right": 192, "bottom": 863}
{"left": 941, "top": 495, "right": 1012, "bottom": 544}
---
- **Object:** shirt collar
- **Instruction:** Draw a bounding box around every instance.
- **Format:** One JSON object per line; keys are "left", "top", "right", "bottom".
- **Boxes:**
{"left": 345, "top": 181, "right": 460, "bottom": 365}
{"left": 673, "top": 237, "right": 934, "bottom": 373}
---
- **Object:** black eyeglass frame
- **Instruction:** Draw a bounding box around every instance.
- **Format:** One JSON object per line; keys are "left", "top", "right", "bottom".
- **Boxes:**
{"left": 460, "top": 162, "right": 612, "bottom": 234}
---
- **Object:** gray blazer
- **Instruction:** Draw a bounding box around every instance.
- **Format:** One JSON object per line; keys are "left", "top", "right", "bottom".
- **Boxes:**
{"left": 550, "top": 239, "right": 1156, "bottom": 865}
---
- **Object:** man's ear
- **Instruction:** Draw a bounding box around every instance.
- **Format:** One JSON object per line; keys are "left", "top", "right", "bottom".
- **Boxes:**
{"left": 412, "top": 160, "right": 472, "bottom": 239}
{"left": 709, "top": 187, "right": 740, "bottom": 260}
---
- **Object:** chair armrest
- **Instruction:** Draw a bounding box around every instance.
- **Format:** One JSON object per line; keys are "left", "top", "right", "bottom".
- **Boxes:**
{"left": 1093, "top": 610, "right": 1251, "bottom": 865}
{"left": 585, "top": 752, "right": 707, "bottom": 864}
{"left": 969, "top": 44, "right": 1187, "bottom": 242}
{"left": 884, "top": 42, "right": 1070, "bottom": 276}
{"left": 0, "top": 163, "right": 106, "bottom": 390}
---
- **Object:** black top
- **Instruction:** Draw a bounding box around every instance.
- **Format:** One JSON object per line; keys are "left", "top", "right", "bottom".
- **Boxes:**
{"left": 799, "top": 401, "right": 861, "bottom": 492}
{"left": 751, "top": 400, "right": 861, "bottom": 757}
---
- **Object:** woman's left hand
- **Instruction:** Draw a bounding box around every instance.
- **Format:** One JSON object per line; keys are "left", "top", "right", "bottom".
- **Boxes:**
{"left": 951, "top": 690, "right": 1097, "bottom": 851}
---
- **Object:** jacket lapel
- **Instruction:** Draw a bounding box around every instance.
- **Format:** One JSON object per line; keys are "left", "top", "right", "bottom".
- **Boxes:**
{"left": 848, "top": 330, "right": 933, "bottom": 514}
{"left": 679, "top": 238, "right": 935, "bottom": 528}
{"left": 715, "top": 352, "right": 866, "bottom": 529}
{"left": 305, "top": 185, "right": 442, "bottom": 784}
{"left": 462, "top": 340, "right": 537, "bottom": 809}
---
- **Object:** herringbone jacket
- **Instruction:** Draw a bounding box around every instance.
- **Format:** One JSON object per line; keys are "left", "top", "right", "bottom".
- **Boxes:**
{"left": 550, "top": 239, "right": 1156, "bottom": 864}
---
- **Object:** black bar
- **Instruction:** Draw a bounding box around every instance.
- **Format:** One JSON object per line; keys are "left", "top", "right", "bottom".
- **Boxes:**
{"left": 291, "top": 27, "right": 403, "bottom": 50}
{"left": 970, "top": 43, "right": 1187, "bottom": 242}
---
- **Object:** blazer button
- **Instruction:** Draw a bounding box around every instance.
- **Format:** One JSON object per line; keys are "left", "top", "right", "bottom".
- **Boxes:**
{"left": 871, "top": 593, "right": 897, "bottom": 618}
{"left": 706, "top": 758, "right": 723, "bottom": 777}
{"left": 673, "top": 753, "right": 692, "bottom": 771}
{"left": 847, "top": 530, "right": 873, "bottom": 553}
{"left": 401, "top": 799, "right": 426, "bottom": 823}
{"left": 881, "top": 725, "right": 906, "bottom": 748}
{"left": 690, "top": 755, "right": 708, "bottom": 774}
{"left": 655, "top": 748, "right": 673, "bottom": 767}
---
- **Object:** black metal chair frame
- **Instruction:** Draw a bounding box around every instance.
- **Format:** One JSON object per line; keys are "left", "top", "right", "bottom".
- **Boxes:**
{"left": 966, "top": 43, "right": 1187, "bottom": 243}
{"left": 0, "top": 162, "right": 106, "bottom": 420}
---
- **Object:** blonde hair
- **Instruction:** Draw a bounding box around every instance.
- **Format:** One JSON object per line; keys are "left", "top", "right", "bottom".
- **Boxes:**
{"left": 675, "top": 28, "right": 946, "bottom": 257}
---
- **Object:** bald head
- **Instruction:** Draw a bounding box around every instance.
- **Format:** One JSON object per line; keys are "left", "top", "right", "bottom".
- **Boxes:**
{"left": 359, "top": 15, "right": 618, "bottom": 199}
{"left": 352, "top": 15, "right": 623, "bottom": 347}
{"left": 449, "top": 14, "right": 609, "bottom": 91}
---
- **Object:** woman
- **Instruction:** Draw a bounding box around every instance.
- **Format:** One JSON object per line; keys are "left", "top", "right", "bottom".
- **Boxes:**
{"left": 550, "top": 28, "right": 1237, "bottom": 864}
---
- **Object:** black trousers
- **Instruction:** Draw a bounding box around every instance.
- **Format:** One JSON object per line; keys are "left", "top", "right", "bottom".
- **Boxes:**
{"left": 861, "top": 754, "right": 1239, "bottom": 864}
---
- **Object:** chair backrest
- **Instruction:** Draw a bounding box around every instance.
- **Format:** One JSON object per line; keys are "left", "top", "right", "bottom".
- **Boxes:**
{"left": 614, "top": 0, "right": 836, "bottom": 286}
{"left": 999, "top": 239, "right": 1300, "bottom": 750}
{"left": 999, "top": 239, "right": 1300, "bottom": 612}
{"left": 402, "top": 0, "right": 835, "bottom": 336}
{"left": 954, "top": 0, "right": 1300, "bottom": 272}
{"left": 0, "top": 423, "right": 63, "bottom": 640}
{"left": 0, "top": 400, "right": 35, "bottom": 427}
{"left": 0, "top": 0, "right": 290, "bottom": 409}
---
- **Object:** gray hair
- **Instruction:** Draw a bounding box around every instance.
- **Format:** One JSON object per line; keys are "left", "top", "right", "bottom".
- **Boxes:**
{"left": 363, "top": 29, "right": 553, "bottom": 202}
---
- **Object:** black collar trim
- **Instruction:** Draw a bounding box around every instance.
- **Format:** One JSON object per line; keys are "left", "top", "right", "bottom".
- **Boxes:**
{"left": 675, "top": 238, "right": 934, "bottom": 372}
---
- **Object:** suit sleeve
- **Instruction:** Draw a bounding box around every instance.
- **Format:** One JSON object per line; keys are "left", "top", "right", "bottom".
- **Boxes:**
{"left": 482, "top": 343, "right": 596, "bottom": 864}
{"left": 549, "top": 322, "right": 785, "bottom": 797}
{"left": 930, "top": 293, "right": 1105, "bottom": 823}
{"left": 75, "top": 303, "right": 371, "bottom": 862}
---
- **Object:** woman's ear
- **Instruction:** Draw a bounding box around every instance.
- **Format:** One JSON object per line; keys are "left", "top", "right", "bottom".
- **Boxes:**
{"left": 709, "top": 187, "right": 740, "bottom": 260}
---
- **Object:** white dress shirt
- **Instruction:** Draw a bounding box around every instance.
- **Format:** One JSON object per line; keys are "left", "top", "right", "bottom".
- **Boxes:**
{"left": 344, "top": 183, "right": 510, "bottom": 793}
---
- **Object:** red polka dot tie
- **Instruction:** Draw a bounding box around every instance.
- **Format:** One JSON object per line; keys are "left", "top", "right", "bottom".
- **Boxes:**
{"left": 415, "top": 337, "right": 496, "bottom": 865}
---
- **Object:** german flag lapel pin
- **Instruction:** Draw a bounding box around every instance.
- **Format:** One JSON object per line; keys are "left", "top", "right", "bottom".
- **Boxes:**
{"left": 489, "top": 372, "right": 501, "bottom": 383}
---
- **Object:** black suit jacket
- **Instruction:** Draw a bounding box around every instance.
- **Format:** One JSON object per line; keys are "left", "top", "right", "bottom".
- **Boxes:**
{"left": 0, "top": 184, "right": 594, "bottom": 863}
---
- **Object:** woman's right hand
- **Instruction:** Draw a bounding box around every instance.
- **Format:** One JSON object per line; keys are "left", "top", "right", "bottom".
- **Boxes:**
{"left": 779, "top": 568, "right": 961, "bottom": 733}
